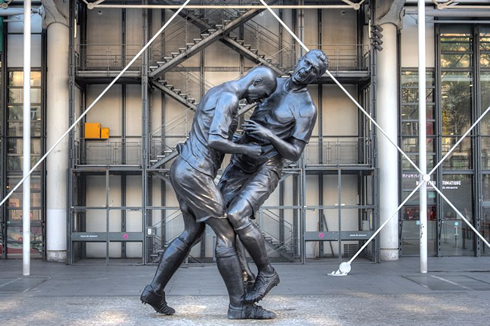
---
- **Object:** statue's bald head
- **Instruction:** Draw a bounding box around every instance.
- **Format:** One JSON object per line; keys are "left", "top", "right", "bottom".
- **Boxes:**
{"left": 242, "top": 67, "right": 277, "bottom": 104}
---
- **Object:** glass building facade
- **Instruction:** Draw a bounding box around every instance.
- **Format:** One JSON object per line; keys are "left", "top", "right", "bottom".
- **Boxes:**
{"left": 400, "top": 24, "right": 490, "bottom": 257}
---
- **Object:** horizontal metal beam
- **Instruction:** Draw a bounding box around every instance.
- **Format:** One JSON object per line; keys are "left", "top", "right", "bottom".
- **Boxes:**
{"left": 304, "top": 231, "right": 375, "bottom": 241}
{"left": 89, "top": 5, "right": 358, "bottom": 10}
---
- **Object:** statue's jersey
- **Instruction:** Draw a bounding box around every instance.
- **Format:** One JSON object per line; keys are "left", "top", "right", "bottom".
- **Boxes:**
{"left": 232, "top": 78, "right": 317, "bottom": 173}
{"left": 178, "top": 85, "right": 237, "bottom": 178}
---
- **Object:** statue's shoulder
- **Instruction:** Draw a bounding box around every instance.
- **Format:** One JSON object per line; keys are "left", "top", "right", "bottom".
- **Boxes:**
{"left": 297, "top": 96, "right": 317, "bottom": 118}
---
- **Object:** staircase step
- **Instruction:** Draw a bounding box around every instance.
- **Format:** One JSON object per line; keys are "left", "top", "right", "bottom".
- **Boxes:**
{"left": 181, "top": 93, "right": 188, "bottom": 99}
{"left": 179, "top": 48, "right": 186, "bottom": 53}
{"left": 156, "top": 61, "right": 166, "bottom": 65}
{"left": 193, "top": 38, "right": 202, "bottom": 44}
{"left": 171, "top": 52, "right": 179, "bottom": 57}
{"left": 187, "top": 43, "right": 194, "bottom": 48}
{"left": 244, "top": 44, "right": 251, "bottom": 49}
{"left": 188, "top": 98, "right": 196, "bottom": 103}
{"left": 258, "top": 54, "right": 265, "bottom": 59}
{"left": 201, "top": 33, "right": 210, "bottom": 38}
{"left": 164, "top": 56, "right": 173, "bottom": 61}
{"left": 208, "top": 28, "right": 217, "bottom": 33}
{"left": 250, "top": 48, "right": 258, "bottom": 54}
{"left": 174, "top": 89, "right": 181, "bottom": 95}
{"left": 237, "top": 39, "right": 245, "bottom": 45}
{"left": 149, "top": 65, "right": 158, "bottom": 70}
{"left": 166, "top": 84, "right": 174, "bottom": 90}
{"left": 266, "top": 58, "right": 272, "bottom": 63}
{"left": 223, "top": 20, "right": 231, "bottom": 25}
{"left": 215, "top": 24, "right": 223, "bottom": 29}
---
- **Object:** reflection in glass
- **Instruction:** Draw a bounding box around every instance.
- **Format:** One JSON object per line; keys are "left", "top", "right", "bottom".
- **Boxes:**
{"left": 402, "top": 104, "right": 435, "bottom": 120}
{"left": 441, "top": 72, "right": 472, "bottom": 136}
{"left": 8, "top": 88, "right": 42, "bottom": 104}
{"left": 482, "top": 207, "right": 490, "bottom": 256}
{"left": 441, "top": 136, "right": 472, "bottom": 169}
{"left": 483, "top": 175, "right": 490, "bottom": 201}
{"left": 9, "top": 71, "right": 42, "bottom": 87}
{"left": 440, "top": 32, "right": 472, "bottom": 52}
{"left": 400, "top": 206, "right": 437, "bottom": 256}
{"left": 480, "top": 27, "right": 490, "bottom": 67}
{"left": 441, "top": 174, "right": 474, "bottom": 256}
{"left": 401, "top": 122, "right": 435, "bottom": 136}
{"left": 401, "top": 155, "right": 435, "bottom": 170}
{"left": 401, "top": 137, "right": 435, "bottom": 153}
{"left": 441, "top": 54, "right": 472, "bottom": 68}
{"left": 481, "top": 72, "right": 490, "bottom": 135}
{"left": 6, "top": 226, "right": 43, "bottom": 259}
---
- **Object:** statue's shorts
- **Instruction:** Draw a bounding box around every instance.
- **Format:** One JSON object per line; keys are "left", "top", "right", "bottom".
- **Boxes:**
{"left": 170, "top": 156, "right": 226, "bottom": 223}
{"left": 218, "top": 160, "right": 281, "bottom": 215}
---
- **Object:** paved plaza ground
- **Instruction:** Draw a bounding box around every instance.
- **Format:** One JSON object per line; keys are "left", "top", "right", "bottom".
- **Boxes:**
{"left": 1, "top": 257, "right": 490, "bottom": 325}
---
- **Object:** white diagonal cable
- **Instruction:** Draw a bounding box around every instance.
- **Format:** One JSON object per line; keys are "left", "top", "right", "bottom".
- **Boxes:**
{"left": 260, "top": 0, "right": 490, "bottom": 262}
{"left": 0, "top": 0, "right": 192, "bottom": 209}
{"left": 258, "top": 0, "right": 422, "bottom": 175}
{"left": 429, "top": 106, "right": 490, "bottom": 176}
{"left": 348, "top": 180, "right": 424, "bottom": 264}
{"left": 429, "top": 180, "right": 490, "bottom": 248}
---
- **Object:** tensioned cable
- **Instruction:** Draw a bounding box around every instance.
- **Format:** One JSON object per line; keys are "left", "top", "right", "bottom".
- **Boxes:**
{"left": 429, "top": 180, "right": 490, "bottom": 248}
{"left": 348, "top": 181, "right": 424, "bottom": 264}
{"left": 0, "top": 0, "right": 192, "bottom": 209}
{"left": 258, "top": 0, "right": 423, "bottom": 176}
{"left": 258, "top": 0, "right": 490, "bottom": 265}
{"left": 429, "top": 106, "right": 490, "bottom": 176}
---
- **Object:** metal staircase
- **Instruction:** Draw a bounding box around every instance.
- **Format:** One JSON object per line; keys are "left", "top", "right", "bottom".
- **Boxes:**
{"left": 150, "top": 0, "right": 289, "bottom": 77}
{"left": 258, "top": 208, "right": 297, "bottom": 261}
{"left": 150, "top": 6, "right": 276, "bottom": 78}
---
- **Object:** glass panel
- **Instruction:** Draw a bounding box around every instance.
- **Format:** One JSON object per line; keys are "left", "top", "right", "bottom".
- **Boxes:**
{"left": 401, "top": 88, "right": 435, "bottom": 104}
{"left": 8, "top": 207, "right": 42, "bottom": 222}
{"left": 8, "top": 105, "right": 41, "bottom": 120}
{"left": 401, "top": 104, "right": 435, "bottom": 120}
{"left": 482, "top": 138, "right": 490, "bottom": 169}
{"left": 441, "top": 72, "right": 472, "bottom": 136}
{"left": 8, "top": 139, "right": 42, "bottom": 155}
{"left": 441, "top": 137, "right": 472, "bottom": 169}
{"left": 481, "top": 72, "right": 490, "bottom": 134}
{"left": 441, "top": 174, "right": 474, "bottom": 256}
{"left": 401, "top": 71, "right": 435, "bottom": 87}
{"left": 401, "top": 154, "right": 435, "bottom": 170}
{"left": 483, "top": 175, "right": 490, "bottom": 201}
{"left": 6, "top": 226, "right": 43, "bottom": 259}
{"left": 481, "top": 53, "right": 490, "bottom": 68}
{"left": 441, "top": 53, "right": 472, "bottom": 68}
{"left": 401, "top": 206, "right": 437, "bottom": 256}
{"left": 401, "top": 122, "right": 436, "bottom": 136}
{"left": 8, "top": 121, "right": 42, "bottom": 137}
{"left": 440, "top": 32, "right": 472, "bottom": 52}
{"left": 401, "top": 137, "right": 435, "bottom": 153}
{"left": 7, "top": 88, "right": 42, "bottom": 104}
{"left": 9, "top": 71, "right": 42, "bottom": 87}
{"left": 7, "top": 35, "right": 42, "bottom": 67}
{"left": 482, "top": 207, "right": 490, "bottom": 256}
{"left": 7, "top": 175, "right": 41, "bottom": 188}
{"left": 7, "top": 155, "right": 42, "bottom": 172}
{"left": 480, "top": 26, "right": 490, "bottom": 51}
